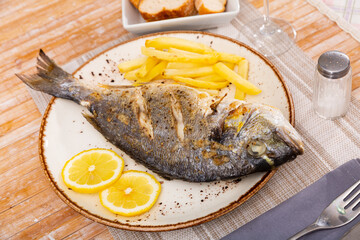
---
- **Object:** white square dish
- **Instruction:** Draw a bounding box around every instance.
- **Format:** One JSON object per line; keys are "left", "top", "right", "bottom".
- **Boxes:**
{"left": 122, "top": 0, "right": 240, "bottom": 35}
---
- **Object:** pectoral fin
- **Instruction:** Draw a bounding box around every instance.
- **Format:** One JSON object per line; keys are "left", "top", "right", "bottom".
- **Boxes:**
{"left": 82, "top": 113, "right": 101, "bottom": 132}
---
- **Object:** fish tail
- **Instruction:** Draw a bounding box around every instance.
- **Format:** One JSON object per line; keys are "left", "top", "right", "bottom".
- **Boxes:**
{"left": 16, "top": 49, "right": 85, "bottom": 103}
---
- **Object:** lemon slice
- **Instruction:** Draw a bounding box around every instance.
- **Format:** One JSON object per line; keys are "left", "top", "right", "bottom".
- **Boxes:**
{"left": 99, "top": 170, "right": 161, "bottom": 216}
{"left": 62, "top": 149, "right": 124, "bottom": 193}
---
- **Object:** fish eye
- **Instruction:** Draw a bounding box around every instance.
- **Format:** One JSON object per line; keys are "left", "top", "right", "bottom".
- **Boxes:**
{"left": 247, "top": 141, "right": 266, "bottom": 157}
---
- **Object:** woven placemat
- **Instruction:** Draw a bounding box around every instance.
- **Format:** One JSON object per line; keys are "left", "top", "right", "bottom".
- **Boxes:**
{"left": 26, "top": 0, "right": 360, "bottom": 239}
{"left": 306, "top": 0, "right": 360, "bottom": 42}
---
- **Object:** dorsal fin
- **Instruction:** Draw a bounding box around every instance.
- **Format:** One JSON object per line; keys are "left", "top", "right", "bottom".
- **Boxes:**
{"left": 210, "top": 93, "right": 228, "bottom": 112}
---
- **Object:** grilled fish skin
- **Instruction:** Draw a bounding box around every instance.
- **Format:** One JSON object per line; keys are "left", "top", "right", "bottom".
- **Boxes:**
{"left": 16, "top": 50, "right": 304, "bottom": 182}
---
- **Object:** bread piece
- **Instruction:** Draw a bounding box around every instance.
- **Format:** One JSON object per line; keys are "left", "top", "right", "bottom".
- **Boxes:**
{"left": 130, "top": 0, "right": 141, "bottom": 8}
{"left": 138, "top": 0, "right": 196, "bottom": 22}
{"left": 195, "top": 0, "right": 226, "bottom": 14}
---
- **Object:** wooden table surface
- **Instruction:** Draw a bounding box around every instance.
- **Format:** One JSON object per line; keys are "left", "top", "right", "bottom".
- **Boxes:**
{"left": 1, "top": 0, "right": 359, "bottom": 239}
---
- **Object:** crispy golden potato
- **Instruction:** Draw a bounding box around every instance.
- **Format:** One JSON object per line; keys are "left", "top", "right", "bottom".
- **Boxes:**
{"left": 164, "top": 66, "right": 214, "bottom": 78}
{"left": 195, "top": 74, "right": 225, "bottom": 82}
{"left": 145, "top": 37, "right": 213, "bottom": 53}
{"left": 137, "top": 61, "right": 168, "bottom": 83}
{"left": 234, "top": 59, "right": 249, "bottom": 100}
{"left": 168, "top": 48, "right": 202, "bottom": 56}
{"left": 167, "top": 62, "right": 209, "bottom": 69}
{"left": 118, "top": 57, "right": 147, "bottom": 73}
{"left": 136, "top": 57, "right": 159, "bottom": 78}
{"left": 141, "top": 47, "right": 218, "bottom": 64}
{"left": 237, "top": 59, "right": 249, "bottom": 79}
{"left": 234, "top": 88, "right": 245, "bottom": 100}
{"left": 222, "top": 62, "right": 235, "bottom": 70}
{"left": 197, "top": 89, "right": 219, "bottom": 96}
{"left": 118, "top": 37, "right": 259, "bottom": 96}
{"left": 124, "top": 68, "right": 139, "bottom": 81}
{"left": 172, "top": 76, "right": 228, "bottom": 89}
{"left": 218, "top": 52, "right": 244, "bottom": 63}
{"left": 213, "top": 62, "right": 261, "bottom": 95}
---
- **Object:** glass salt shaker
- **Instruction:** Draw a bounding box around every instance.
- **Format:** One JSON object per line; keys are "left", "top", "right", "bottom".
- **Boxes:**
{"left": 313, "top": 50, "right": 352, "bottom": 120}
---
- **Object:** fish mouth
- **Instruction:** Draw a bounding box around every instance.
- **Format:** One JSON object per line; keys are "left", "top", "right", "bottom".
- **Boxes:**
{"left": 277, "top": 126, "right": 305, "bottom": 155}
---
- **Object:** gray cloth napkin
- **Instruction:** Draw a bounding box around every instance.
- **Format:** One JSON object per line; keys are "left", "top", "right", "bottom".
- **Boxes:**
{"left": 222, "top": 159, "right": 360, "bottom": 240}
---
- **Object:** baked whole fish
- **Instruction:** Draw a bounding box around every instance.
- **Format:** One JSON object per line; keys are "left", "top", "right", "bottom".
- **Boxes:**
{"left": 17, "top": 50, "right": 304, "bottom": 182}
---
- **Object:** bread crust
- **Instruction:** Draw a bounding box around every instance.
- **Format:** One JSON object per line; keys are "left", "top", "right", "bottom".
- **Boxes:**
{"left": 195, "top": 0, "right": 226, "bottom": 15}
{"left": 130, "top": 0, "right": 141, "bottom": 8}
{"left": 139, "top": 0, "right": 196, "bottom": 22}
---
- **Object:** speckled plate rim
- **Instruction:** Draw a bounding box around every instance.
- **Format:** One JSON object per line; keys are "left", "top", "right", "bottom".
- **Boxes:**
{"left": 38, "top": 31, "right": 295, "bottom": 232}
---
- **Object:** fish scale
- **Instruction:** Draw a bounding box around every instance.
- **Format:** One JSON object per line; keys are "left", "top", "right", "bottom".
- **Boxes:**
{"left": 16, "top": 50, "right": 304, "bottom": 182}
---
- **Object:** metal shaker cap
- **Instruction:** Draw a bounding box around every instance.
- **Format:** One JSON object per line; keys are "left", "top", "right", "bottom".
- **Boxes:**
{"left": 317, "top": 51, "right": 350, "bottom": 79}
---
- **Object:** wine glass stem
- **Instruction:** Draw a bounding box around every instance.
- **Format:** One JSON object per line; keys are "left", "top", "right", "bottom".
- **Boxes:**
{"left": 263, "top": 0, "right": 270, "bottom": 24}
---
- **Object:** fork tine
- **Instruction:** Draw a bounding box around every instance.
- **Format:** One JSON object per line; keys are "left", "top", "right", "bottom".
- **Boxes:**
{"left": 344, "top": 188, "right": 360, "bottom": 207}
{"left": 342, "top": 180, "right": 360, "bottom": 201}
{"left": 349, "top": 195, "right": 360, "bottom": 211}
{"left": 336, "top": 180, "right": 360, "bottom": 208}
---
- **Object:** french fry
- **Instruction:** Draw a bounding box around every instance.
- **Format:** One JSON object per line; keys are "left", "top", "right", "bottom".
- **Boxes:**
{"left": 195, "top": 74, "right": 225, "bottom": 82}
{"left": 153, "top": 75, "right": 165, "bottom": 81}
{"left": 168, "top": 47, "right": 202, "bottom": 56}
{"left": 197, "top": 89, "right": 219, "bottom": 96}
{"left": 213, "top": 62, "right": 261, "bottom": 95}
{"left": 136, "top": 57, "right": 159, "bottom": 78}
{"left": 234, "top": 59, "right": 249, "bottom": 100}
{"left": 124, "top": 68, "right": 139, "bottom": 81}
{"left": 145, "top": 37, "right": 213, "bottom": 53}
{"left": 234, "top": 88, "right": 245, "bottom": 100}
{"left": 118, "top": 37, "right": 257, "bottom": 96}
{"left": 172, "top": 76, "right": 229, "bottom": 89}
{"left": 167, "top": 62, "right": 208, "bottom": 69}
{"left": 137, "top": 61, "right": 168, "bottom": 83}
{"left": 164, "top": 66, "right": 214, "bottom": 78}
{"left": 118, "top": 57, "right": 147, "bottom": 73}
{"left": 237, "top": 59, "right": 249, "bottom": 79}
{"left": 222, "top": 62, "right": 235, "bottom": 70}
{"left": 218, "top": 52, "right": 244, "bottom": 63}
{"left": 141, "top": 47, "right": 218, "bottom": 64}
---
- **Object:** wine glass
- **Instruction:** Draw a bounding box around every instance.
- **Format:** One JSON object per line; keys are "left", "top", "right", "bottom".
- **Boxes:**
{"left": 246, "top": 0, "right": 297, "bottom": 57}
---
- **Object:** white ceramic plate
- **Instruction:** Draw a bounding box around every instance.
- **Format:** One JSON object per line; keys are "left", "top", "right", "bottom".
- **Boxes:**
{"left": 39, "top": 31, "right": 294, "bottom": 231}
{"left": 122, "top": 0, "right": 240, "bottom": 34}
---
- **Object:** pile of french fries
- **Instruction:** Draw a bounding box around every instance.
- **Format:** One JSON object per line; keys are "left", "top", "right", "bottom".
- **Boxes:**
{"left": 117, "top": 37, "right": 261, "bottom": 100}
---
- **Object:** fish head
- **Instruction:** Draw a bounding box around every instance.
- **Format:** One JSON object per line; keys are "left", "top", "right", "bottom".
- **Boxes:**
{"left": 224, "top": 103, "right": 304, "bottom": 170}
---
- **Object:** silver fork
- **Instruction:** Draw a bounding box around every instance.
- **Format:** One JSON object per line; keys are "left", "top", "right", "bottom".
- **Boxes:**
{"left": 289, "top": 179, "right": 360, "bottom": 240}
